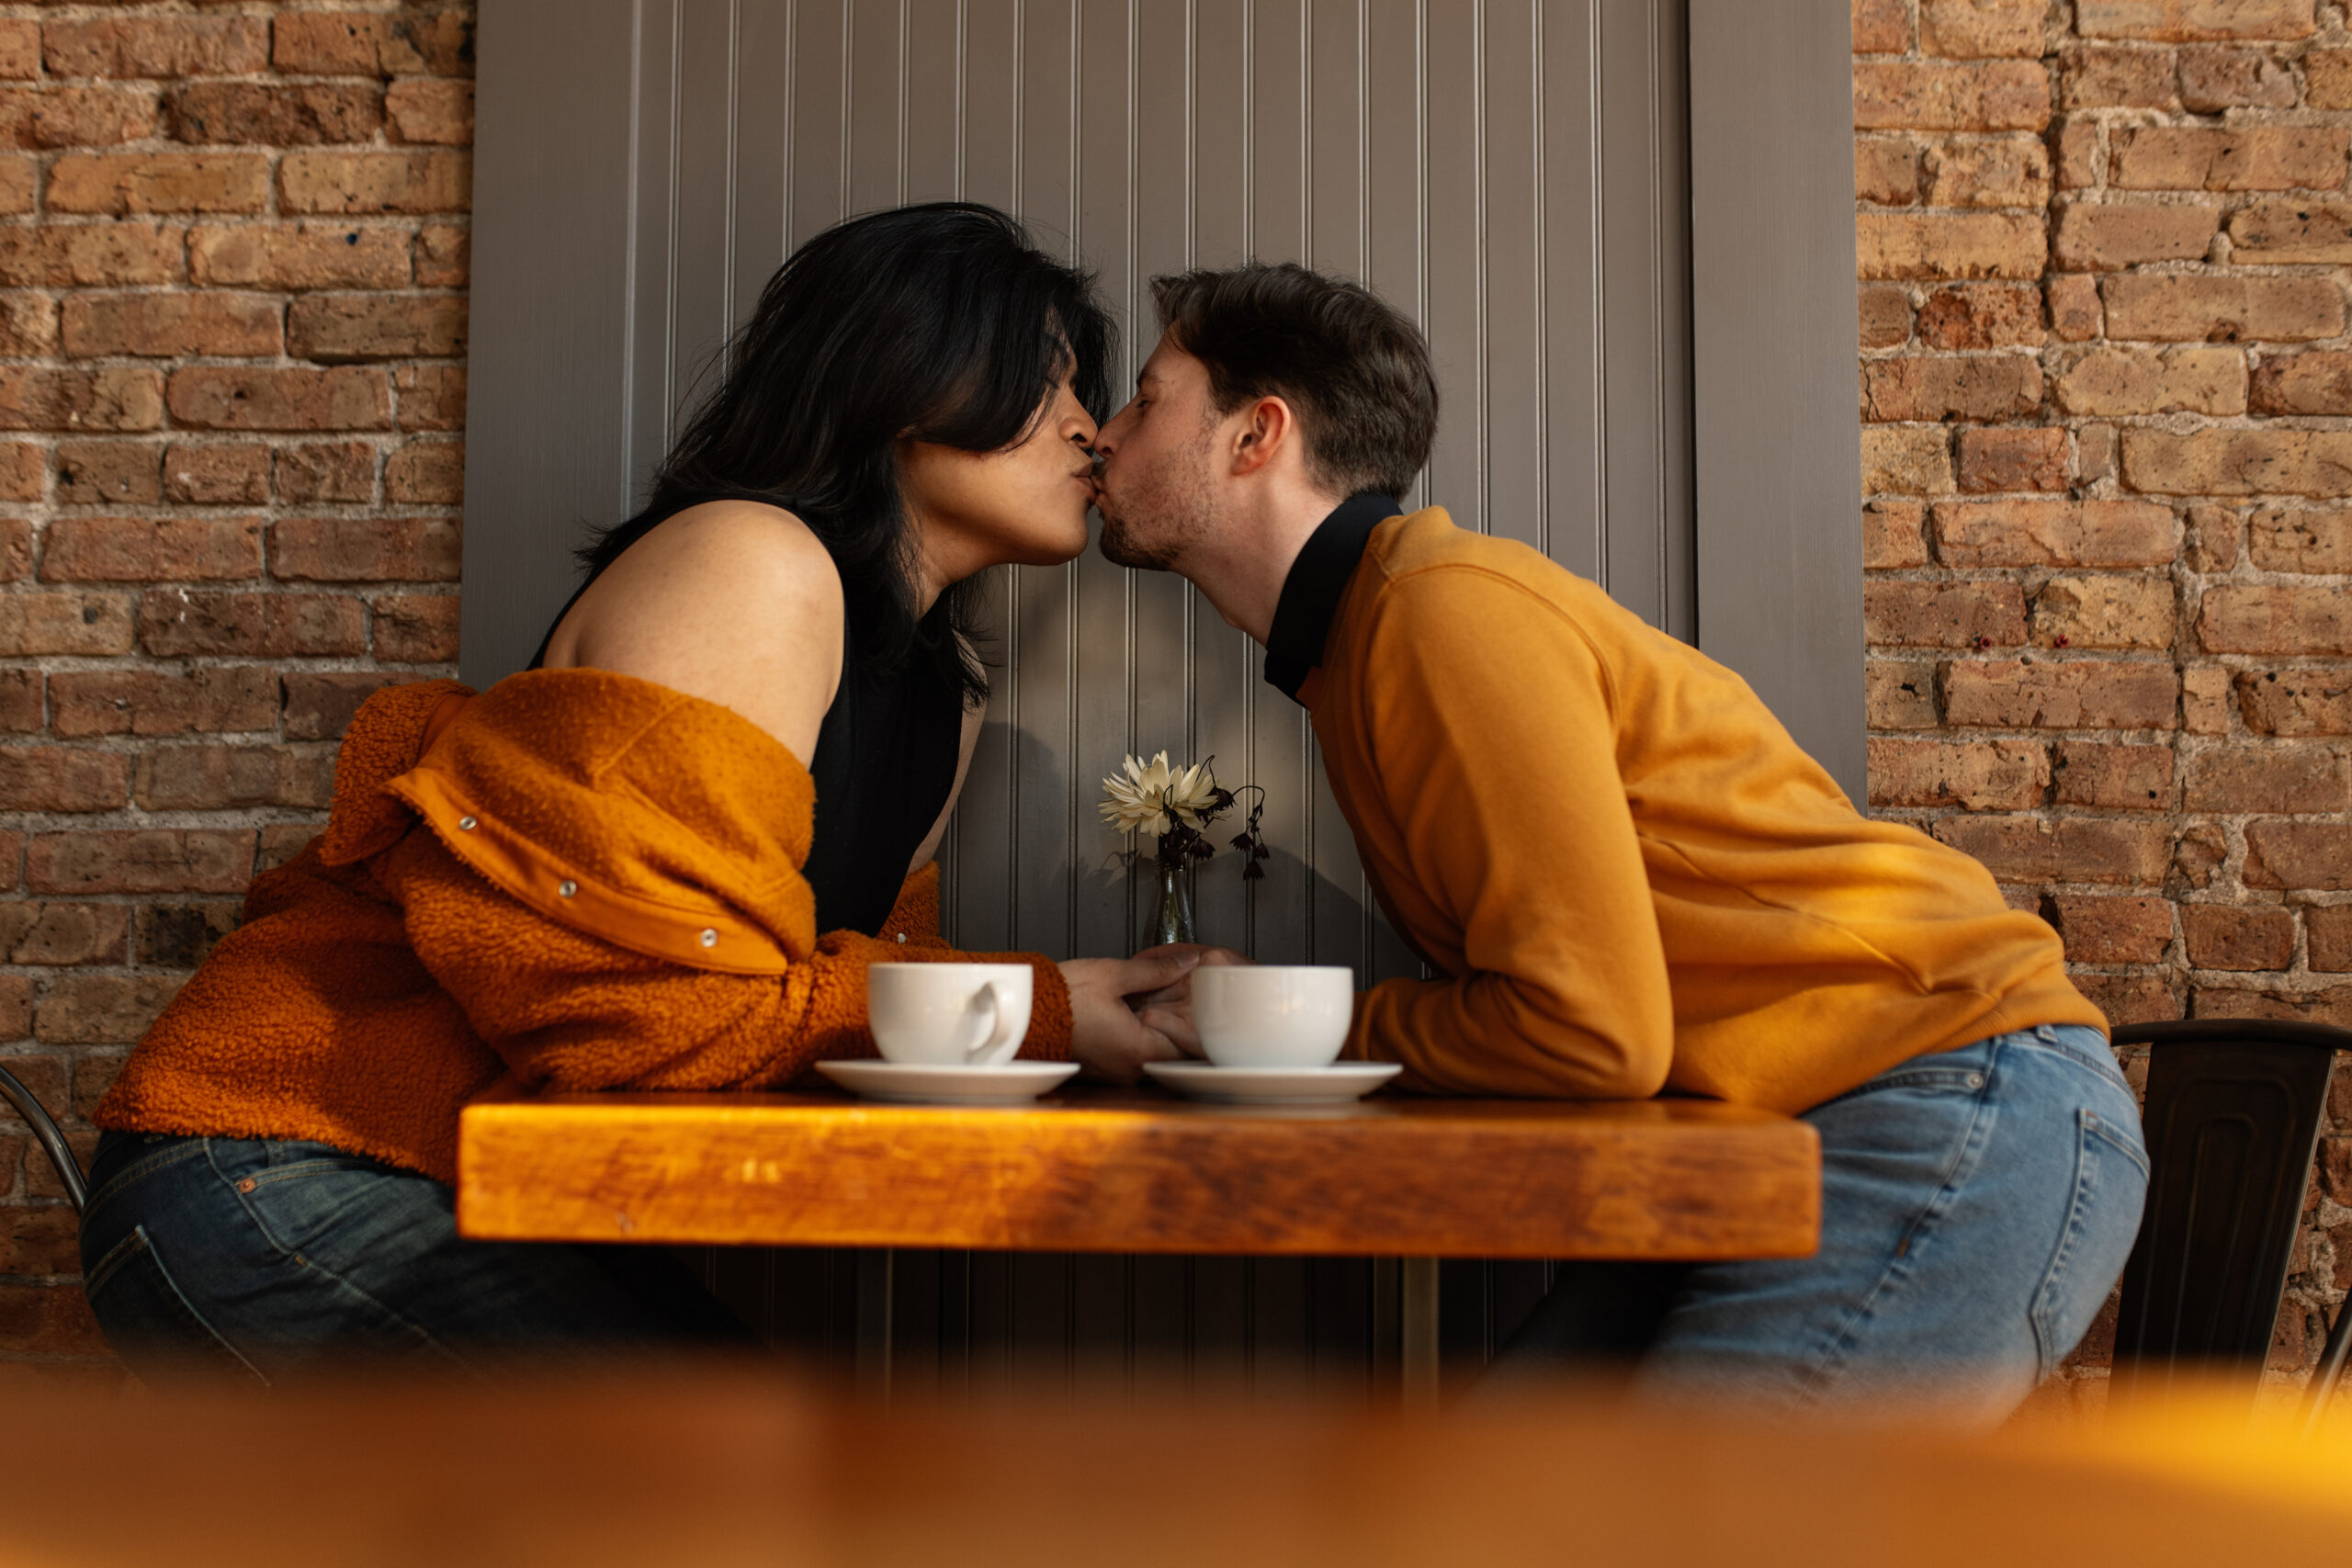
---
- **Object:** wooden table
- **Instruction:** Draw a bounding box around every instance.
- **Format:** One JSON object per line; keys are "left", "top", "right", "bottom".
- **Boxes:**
{"left": 458, "top": 1084, "right": 1819, "bottom": 1395}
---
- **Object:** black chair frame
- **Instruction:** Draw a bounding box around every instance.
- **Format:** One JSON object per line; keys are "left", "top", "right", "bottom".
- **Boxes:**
{"left": 0, "top": 1063, "right": 85, "bottom": 1214}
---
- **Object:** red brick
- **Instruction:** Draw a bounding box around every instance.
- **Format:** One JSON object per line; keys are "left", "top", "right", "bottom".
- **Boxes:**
{"left": 1863, "top": 501, "right": 1928, "bottom": 569}
{"left": 384, "top": 439, "right": 462, "bottom": 503}
{"left": 288, "top": 294, "right": 467, "bottom": 362}
{"left": 2052, "top": 346, "right": 2245, "bottom": 417}
{"left": 2099, "top": 275, "right": 2343, "bottom": 342}
{"left": 414, "top": 223, "right": 469, "bottom": 288}
{"left": 2183, "top": 905, "right": 2296, "bottom": 971}
{"left": 386, "top": 78, "right": 472, "bottom": 145}
{"left": 0, "top": 223, "right": 182, "bottom": 288}
{"left": 0, "top": 293, "right": 55, "bottom": 357}
{"left": 1857, "top": 141, "right": 1917, "bottom": 209}
{"left": 279, "top": 150, "right": 470, "bottom": 216}
{"left": 1868, "top": 737, "right": 2047, "bottom": 809}
{"left": 0, "top": 517, "right": 23, "bottom": 582}
{"left": 394, "top": 365, "right": 465, "bottom": 433}
{"left": 1919, "top": 0, "right": 2044, "bottom": 57}
{"left": 0, "top": 442, "right": 41, "bottom": 502}
{"left": 2237, "top": 670, "right": 2352, "bottom": 737}
{"left": 2084, "top": 972, "right": 2185, "bottom": 1029}
{"left": 0, "top": 592, "right": 134, "bottom": 657}
{"left": 0, "top": 1206, "right": 83, "bottom": 1276}
{"left": 188, "top": 222, "right": 411, "bottom": 291}
{"left": 374, "top": 594, "right": 458, "bottom": 663}
{"left": 2031, "top": 575, "right": 2174, "bottom": 650}
{"left": 136, "top": 901, "right": 240, "bottom": 970}
{"left": 2125, "top": 431, "right": 2352, "bottom": 498}
{"left": 0, "top": 902, "right": 129, "bottom": 967}
{"left": 270, "top": 517, "right": 458, "bottom": 583}
{"left": 48, "top": 667, "right": 277, "bottom": 739}
{"left": 2186, "top": 505, "right": 2240, "bottom": 573}
{"left": 0, "top": 747, "right": 128, "bottom": 813}
{"left": 0, "top": 367, "right": 162, "bottom": 432}
{"left": 2075, "top": 1, "right": 2316, "bottom": 41}
{"left": 25, "top": 829, "right": 254, "bottom": 896}
{"left": 140, "top": 590, "right": 366, "bottom": 658}
{"left": 281, "top": 671, "right": 427, "bottom": 740}
{"left": 2197, "top": 584, "right": 2352, "bottom": 656}
{"left": 1857, "top": 212, "right": 2047, "bottom": 279}
{"left": 1938, "top": 501, "right": 2173, "bottom": 566}
{"left": 1853, "top": 61, "right": 2051, "bottom": 131}
{"left": 274, "top": 441, "right": 376, "bottom": 503}
{"left": 1867, "top": 660, "right": 1941, "bottom": 729}
{"left": 0, "top": 973, "right": 25, "bottom": 1038}
{"left": 272, "top": 10, "right": 476, "bottom": 78}
{"left": 166, "top": 366, "right": 390, "bottom": 432}
{"left": 1853, "top": 0, "right": 1910, "bottom": 52}
{"left": 43, "top": 17, "right": 272, "bottom": 80}
{"left": 1956, "top": 428, "right": 2068, "bottom": 493}
{"left": 1860, "top": 355, "right": 2041, "bottom": 422}
{"left": 1861, "top": 427, "right": 1955, "bottom": 494}
{"left": 53, "top": 440, "right": 159, "bottom": 508}
{"left": 2061, "top": 48, "right": 2179, "bottom": 109}
{"left": 40, "top": 517, "right": 263, "bottom": 583}
{"left": 33, "top": 973, "right": 181, "bottom": 1045}
{"left": 2227, "top": 201, "right": 2352, "bottom": 264}
{"left": 0, "top": 157, "right": 28, "bottom": 216}
{"left": 0, "top": 1283, "right": 106, "bottom": 1357}
{"left": 0, "top": 84, "right": 156, "bottom": 150}
{"left": 2051, "top": 202, "right": 2220, "bottom": 270}
{"left": 1871, "top": 581, "right": 2030, "bottom": 650}
{"left": 2249, "top": 353, "right": 2352, "bottom": 418}
{"left": 61, "top": 292, "right": 282, "bottom": 359}
{"left": 2111, "top": 127, "right": 2347, "bottom": 190}
{"left": 134, "top": 743, "right": 334, "bottom": 812}
{"left": 257, "top": 825, "right": 319, "bottom": 875}
{"left": 2185, "top": 744, "right": 2347, "bottom": 814}
{"left": 0, "top": 669, "right": 38, "bottom": 732}
{"left": 1933, "top": 815, "right": 2173, "bottom": 885}
{"left": 2248, "top": 507, "right": 2351, "bottom": 574}
{"left": 1921, "top": 136, "right": 2051, "bottom": 208}
{"left": 2193, "top": 986, "right": 2352, "bottom": 1029}
{"left": 164, "top": 442, "right": 271, "bottom": 506}
{"left": 2310, "top": 905, "right": 2352, "bottom": 972}
{"left": 2052, "top": 739, "right": 2175, "bottom": 809}
{"left": 2312, "top": 51, "right": 2352, "bottom": 110}
{"left": 47, "top": 152, "right": 268, "bottom": 216}
{"left": 2047, "top": 893, "right": 2174, "bottom": 964}
{"left": 2052, "top": 118, "right": 2099, "bottom": 191}
{"left": 1914, "top": 285, "right": 2043, "bottom": 350}
{"left": 1943, "top": 659, "right": 2178, "bottom": 729}
{"left": 0, "top": 21, "right": 32, "bottom": 81}
{"left": 166, "top": 82, "right": 382, "bottom": 147}
{"left": 2244, "top": 824, "right": 2352, "bottom": 890}
{"left": 2177, "top": 48, "right": 2298, "bottom": 110}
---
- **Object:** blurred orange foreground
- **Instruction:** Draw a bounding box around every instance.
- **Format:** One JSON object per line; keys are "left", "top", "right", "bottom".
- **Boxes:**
{"left": 4, "top": 1367, "right": 2349, "bottom": 1567}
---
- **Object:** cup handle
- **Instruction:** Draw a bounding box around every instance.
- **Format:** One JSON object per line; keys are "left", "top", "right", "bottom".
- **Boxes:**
{"left": 963, "top": 983, "right": 1015, "bottom": 1061}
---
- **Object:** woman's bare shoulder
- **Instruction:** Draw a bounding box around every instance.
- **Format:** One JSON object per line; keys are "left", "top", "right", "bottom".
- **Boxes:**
{"left": 556, "top": 500, "right": 847, "bottom": 761}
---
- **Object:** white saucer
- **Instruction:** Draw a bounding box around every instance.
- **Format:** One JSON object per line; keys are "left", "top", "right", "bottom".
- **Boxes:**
{"left": 1143, "top": 1061, "right": 1401, "bottom": 1104}
{"left": 815, "top": 1060, "right": 1079, "bottom": 1104}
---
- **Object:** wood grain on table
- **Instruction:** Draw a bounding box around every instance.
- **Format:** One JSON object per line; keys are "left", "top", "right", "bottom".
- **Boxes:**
{"left": 457, "top": 1086, "right": 1819, "bottom": 1259}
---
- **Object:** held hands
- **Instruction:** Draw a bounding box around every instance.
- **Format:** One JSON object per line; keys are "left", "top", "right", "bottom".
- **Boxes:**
{"left": 1057, "top": 944, "right": 1253, "bottom": 1082}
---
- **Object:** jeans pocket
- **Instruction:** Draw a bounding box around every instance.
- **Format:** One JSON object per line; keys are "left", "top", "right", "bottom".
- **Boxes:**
{"left": 2030, "top": 1108, "right": 2151, "bottom": 1382}
{"left": 83, "top": 1225, "right": 266, "bottom": 1385}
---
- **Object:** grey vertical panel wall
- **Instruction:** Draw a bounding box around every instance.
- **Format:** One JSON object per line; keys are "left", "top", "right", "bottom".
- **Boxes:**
{"left": 466, "top": 0, "right": 1698, "bottom": 981}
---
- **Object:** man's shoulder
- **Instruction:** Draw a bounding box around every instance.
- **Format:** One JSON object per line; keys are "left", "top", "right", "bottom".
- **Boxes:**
{"left": 1363, "top": 507, "right": 1616, "bottom": 619}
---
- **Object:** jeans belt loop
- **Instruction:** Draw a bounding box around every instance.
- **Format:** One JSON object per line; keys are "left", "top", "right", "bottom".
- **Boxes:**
{"left": 2034, "top": 1023, "right": 2058, "bottom": 1043}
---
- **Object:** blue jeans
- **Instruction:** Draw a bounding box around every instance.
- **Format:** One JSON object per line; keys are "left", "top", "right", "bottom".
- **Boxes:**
{"left": 79, "top": 1131, "right": 751, "bottom": 1383}
{"left": 1482, "top": 1024, "right": 2149, "bottom": 1424}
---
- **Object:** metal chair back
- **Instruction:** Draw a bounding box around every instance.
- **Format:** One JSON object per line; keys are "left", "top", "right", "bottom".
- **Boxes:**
{"left": 2108, "top": 1019, "right": 2351, "bottom": 1428}
{"left": 0, "top": 1064, "right": 86, "bottom": 1214}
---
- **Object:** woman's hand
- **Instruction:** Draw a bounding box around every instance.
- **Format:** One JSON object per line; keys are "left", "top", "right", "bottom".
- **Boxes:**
{"left": 1058, "top": 947, "right": 1209, "bottom": 1083}
{"left": 1126, "top": 944, "right": 1251, "bottom": 1057}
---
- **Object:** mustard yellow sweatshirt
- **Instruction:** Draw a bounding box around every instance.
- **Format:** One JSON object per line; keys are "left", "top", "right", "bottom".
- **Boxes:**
{"left": 1285, "top": 504, "right": 2103, "bottom": 1113}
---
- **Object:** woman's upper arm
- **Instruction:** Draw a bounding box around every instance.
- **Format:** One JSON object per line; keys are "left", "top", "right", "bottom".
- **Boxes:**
{"left": 562, "top": 501, "right": 844, "bottom": 761}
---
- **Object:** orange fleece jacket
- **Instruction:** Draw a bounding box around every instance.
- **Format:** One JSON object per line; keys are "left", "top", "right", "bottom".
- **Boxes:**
{"left": 1311, "top": 508, "right": 2105, "bottom": 1113}
{"left": 94, "top": 670, "right": 1073, "bottom": 1182}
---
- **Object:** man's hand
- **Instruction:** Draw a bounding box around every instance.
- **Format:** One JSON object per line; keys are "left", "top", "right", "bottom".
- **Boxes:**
{"left": 1058, "top": 947, "right": 1206, "bottom": 1082}
{"left": 1128, "top": 944, "right": 1251, "bottom": 1057}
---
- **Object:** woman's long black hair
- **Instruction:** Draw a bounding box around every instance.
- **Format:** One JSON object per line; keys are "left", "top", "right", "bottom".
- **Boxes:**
{"left": 581, "top": 203, "right": 1116, "bottom": 706}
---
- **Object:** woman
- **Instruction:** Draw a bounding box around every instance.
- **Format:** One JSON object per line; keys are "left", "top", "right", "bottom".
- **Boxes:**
{"left": 78, "top": 204, "right": 1197, "bottom": 1381}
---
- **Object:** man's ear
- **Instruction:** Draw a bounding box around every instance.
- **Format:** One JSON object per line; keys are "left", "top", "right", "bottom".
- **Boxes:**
{"left": 1227, "top": 395, "right": 1295, "bottom": 478}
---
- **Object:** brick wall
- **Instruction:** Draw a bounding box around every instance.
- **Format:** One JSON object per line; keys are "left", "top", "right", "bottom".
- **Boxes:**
{"left": 1856, "top": 0, "right": 2352, "bottom": 1403}
{"left": 0, "top": 2, "right": 470, "bottom": 1382}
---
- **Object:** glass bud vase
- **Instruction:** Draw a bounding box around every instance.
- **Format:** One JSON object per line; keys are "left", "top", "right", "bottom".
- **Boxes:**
{"left": 1151, "top": 853, "right": 1195, "bottom": 946}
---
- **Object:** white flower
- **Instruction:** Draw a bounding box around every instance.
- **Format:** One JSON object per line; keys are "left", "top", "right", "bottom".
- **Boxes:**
{"left": 1098, "top": 751, "right": 1222, "bottom": 838}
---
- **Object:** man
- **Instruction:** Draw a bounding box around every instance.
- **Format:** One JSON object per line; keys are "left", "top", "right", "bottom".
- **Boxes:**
{"left": 1091, "top": 262, "right": 2147, "bottom": 1421}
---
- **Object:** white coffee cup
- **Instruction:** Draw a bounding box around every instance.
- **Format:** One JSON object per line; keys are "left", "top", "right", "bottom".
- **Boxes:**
{"left": 1193, "top": 964, "right": 1356, "bottom": 1068}
{"left": 866, "top": 964, "right": 1034, "bottom": 1066}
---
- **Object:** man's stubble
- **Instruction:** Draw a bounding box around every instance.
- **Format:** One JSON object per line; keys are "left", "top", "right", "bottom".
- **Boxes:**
{"left": 1095, "top": 418, "right": 1217, "bottom": 573}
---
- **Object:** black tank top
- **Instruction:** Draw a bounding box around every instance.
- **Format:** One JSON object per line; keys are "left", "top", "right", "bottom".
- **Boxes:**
{"left": 526, "top": 570, "right": 964, "bottom": 937}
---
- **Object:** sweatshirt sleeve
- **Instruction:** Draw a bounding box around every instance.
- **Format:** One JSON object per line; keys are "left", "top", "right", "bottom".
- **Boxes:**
{"left": 1346, "top": 566, "right": 1675, "bottom": 1099}
{"left": 369, "top": 840, "right": 1072, "bottom": 1092}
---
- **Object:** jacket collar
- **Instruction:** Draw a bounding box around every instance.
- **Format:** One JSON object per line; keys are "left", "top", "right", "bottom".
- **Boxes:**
{"left": 1262, "top": 491, "right": 1403, "bottom": 704}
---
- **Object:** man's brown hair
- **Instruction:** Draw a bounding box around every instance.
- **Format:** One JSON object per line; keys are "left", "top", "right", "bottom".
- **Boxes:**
{"left": 1149, "top": 262, "right": 1438, "bottom": 499}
